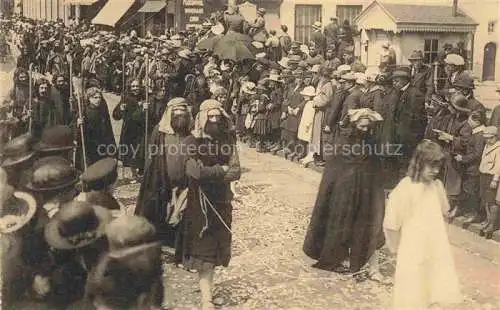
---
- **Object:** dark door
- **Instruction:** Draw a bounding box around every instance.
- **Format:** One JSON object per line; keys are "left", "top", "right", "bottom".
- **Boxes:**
{"left": 483, "top": 42, "right": 496, "bottom": 81}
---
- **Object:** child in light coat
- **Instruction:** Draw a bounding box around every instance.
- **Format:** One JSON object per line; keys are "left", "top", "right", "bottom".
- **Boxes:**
{"left": 478, "top": 126, "right": 500, "bottom": 238}
{"left": 384, "top": 140, "right": 462, "bottom": 310}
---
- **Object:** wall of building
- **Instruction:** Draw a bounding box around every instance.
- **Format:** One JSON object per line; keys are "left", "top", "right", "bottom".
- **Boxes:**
{"left": 22, "top": 0, "right": 70, "bottom": 23}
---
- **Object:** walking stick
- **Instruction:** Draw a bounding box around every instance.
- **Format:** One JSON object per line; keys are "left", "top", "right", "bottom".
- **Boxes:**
{"left": 76, "top": 92, "right": 87, "bottom": 170}
{"left": 121, "top": 52, "right": 126, "bottom": 180}
{"left": 144, "top": 53, "right": 149, "bottom": 169}
{"left": 28, "top": 63, "right": 33, "bottom": 133}
{"left": 69, "top": 55, "right": 77, "bottom": 167}
{"left": 433, "top": 61, "right": 439, "bottom": 94}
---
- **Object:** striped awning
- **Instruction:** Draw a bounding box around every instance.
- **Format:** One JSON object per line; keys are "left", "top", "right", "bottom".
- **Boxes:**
{"left": 92, "top": 0, "right": 135, "bottom": 27}
{"left": 65, "top": 0, "right": 99, "bottom": 4}
{"left": 138, "top": 1, "right": 166, "bottom": 13}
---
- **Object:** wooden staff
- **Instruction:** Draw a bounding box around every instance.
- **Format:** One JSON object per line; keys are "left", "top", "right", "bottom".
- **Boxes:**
{"left": 433, "top": 61, "right": 439, "bottom": 94}
{"left": 144, "top": 53, "right": 150, "bottom": 166}
{"left": 76, "top": 92, "right": 87, "bottom": 170}
{"left": 28, "top": 63, "right": 33, "bottom": 133}
{"left": 69, "top": 55, "right": 76, "bottom": 167}
{"left": 121, "top": 52, "right": 126, "bottom": 180}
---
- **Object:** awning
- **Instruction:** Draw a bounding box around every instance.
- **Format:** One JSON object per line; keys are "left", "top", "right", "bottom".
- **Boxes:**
{"left": 65, "top": 0, "right": 98, "bottom": 4}
{"left": 138, "top": 1, "right": 166, "bottom": 13}
{"left": 92, "top": 0, "right": 135, "bottom": 27}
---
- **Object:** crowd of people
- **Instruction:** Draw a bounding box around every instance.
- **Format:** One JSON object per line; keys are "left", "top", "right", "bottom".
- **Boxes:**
{"left": 0, "top": 3, "right": 500, "bottom": 310}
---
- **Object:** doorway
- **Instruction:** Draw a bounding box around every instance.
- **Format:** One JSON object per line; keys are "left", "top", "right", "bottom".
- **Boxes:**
{"left": 482, "top": 42, "right": 497, "bottom": 81}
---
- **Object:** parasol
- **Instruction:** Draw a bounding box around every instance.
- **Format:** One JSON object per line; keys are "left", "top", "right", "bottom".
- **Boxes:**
{"left": 213, "top": 31, "right": 257, "bottom": 62}
{"left": 196, "top": 35, "right": 222, "bottom": 51}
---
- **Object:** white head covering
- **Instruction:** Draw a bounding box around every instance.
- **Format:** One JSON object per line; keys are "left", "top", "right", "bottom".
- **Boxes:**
{"left": 191, "top": 100, "right": 234, "bottom": 139}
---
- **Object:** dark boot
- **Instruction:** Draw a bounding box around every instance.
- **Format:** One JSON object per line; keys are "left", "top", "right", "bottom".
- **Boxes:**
{"left": 484, "top": 205, "right": 500, "bottom": 239}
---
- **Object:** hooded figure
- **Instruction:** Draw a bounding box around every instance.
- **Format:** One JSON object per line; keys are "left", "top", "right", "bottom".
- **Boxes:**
{"left": 135, "top": 98, "right": 193, "bottom": 247}
{"left": 174, "top": 99, "right": 241, "bottom": 310}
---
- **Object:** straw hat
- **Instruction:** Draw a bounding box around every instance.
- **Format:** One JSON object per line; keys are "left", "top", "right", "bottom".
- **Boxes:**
{"left": 300, "top": 86, "right": 316, "bottom": 97}
{"left": 241, "top": 82, "right": 257, "bottom": 94}
{"left": 0, "top": 191, "right": 37, "bottom": 234}
{"left": 312, "top": 21, "right": 322, "bottom": 29}
{"left": 445, "top": 54, "right": 465, "bottom": 66}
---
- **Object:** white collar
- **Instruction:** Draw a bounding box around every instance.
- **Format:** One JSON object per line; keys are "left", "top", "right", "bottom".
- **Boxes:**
{"left": 472, "top": 125, "right": 485, "bottom": 135}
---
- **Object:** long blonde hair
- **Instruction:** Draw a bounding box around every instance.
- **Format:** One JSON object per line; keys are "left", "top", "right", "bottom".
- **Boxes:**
{"left": 407, "top": 140, "right": 445, "bottom": 182}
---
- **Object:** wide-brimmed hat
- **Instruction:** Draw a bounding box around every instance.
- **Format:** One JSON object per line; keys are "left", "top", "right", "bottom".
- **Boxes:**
{"left": 0, "top": 191, "right": 37, "bottom": 234}
{"left": 26, "top": 161, "right": 79, "bottom": 192}
{"left": 257, "top": 8, "right": 266, "bottom": 15}
{"left": 445, "top": 54, "right": 465, "bottom": 66}
{"left": 80, "top": 157, "right": 117, "bottom": 191}
{"left": 337, "top": 64, "right": 351, "bottom": 73}
{"left": 312, "top": 21, "right": 322, "bottom": 29}
{"left": 453, "top": 74, "right": 475, "bottom": 89}
{"left": 44, "top": 201, "right": 112, "bottom": 250}
{"left": 35, "top": 125, "right": 74, "bottom": 153}
{"left": 340, "top": 72, "right": 357, "bottom": 81}
{"left": 300, "top": 86, "right": 316, "bottom": 97}
{"left": 348, "top": 108, "right": 383, "bottom": 123}
{"left": 242, "top": 82, "right": 257, "bottom": 94}
{"left": 392, "top": 66, "right": 411, "bottom": 78}
{"left": 178, "top": 49, "right": 192, "bottom": 59}
{"left": 1, "top": 134, "right": 35, "bottom": 167}
{"left": 450, "top": 93, "right": 472, "bottom": 113}
{"left": 355, "top": 73, "right": 367, "bottom": 85}
{"left": 408, "top": 50, "right": 423, "bottom": 60}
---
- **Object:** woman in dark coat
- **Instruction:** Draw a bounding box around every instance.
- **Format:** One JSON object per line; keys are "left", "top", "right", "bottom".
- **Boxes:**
{"left": 112, "top": 80, "right": 151, "bottom": 181}
{"left": 74, "top": 87, "right": 116, "bottom": 171}
{"left": 303, "top": 108, "right": 388, "bottom": 282}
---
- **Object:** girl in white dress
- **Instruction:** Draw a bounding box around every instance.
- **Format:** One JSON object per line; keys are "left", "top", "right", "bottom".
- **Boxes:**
{"left": 384, "top": 140, "right": 462, "bottom": 310}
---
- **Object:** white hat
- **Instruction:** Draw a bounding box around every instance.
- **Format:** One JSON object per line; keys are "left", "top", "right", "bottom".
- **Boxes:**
{"left": 312, "top": 21, "right": 322, "bottom": 29}
{"left": 355, "top": 73, "right": 367, "bottom": 85}
{"left": 252, "top": 41, "right": 264, "bottom": 49}
{"left": 340, "top": 72, "right": 357, "bottom": 81}
{"left": 300, "top": 86, "right": 316, "bottom": 97}
{"left": 211, "top": 23, "right": 224, "bottom": 35}
{"left": 267, "top": 74, "right": 283, "bottom": 82}
{"left": 278, "top": 57, "right": 289, "bottom": 68}
{"left": 242, "top": 82, "right": 257, "bottom": 94}
{"left": 177, "top": 49, "right": 192, "bottom": 59}
{"left": 311, "top": 64, "right": 321, "bottom": 73}
{"left": 337, "top": 64, "right": 351, "bottom": 73}
{"left": 300, "top": 44, "right": 309, "bottom": 54}
{"left": 445, "top": 54, "right": 465, "bottom": 66}
{"left": 256, "top": 52, "right": 266, "bottom": 59}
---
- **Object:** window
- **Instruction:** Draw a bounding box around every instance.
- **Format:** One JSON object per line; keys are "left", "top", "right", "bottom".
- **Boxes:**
{"left": 336, "top": 5, "right": 362, "bottom": 26}
{"left": 488, "top": 21, "right": 496, "bottom": 33}
{"left": 294, "top": 5, "right": 322, "bottom": 44}
{"left": 424, "top": 39, "right": 439, "bottom": 64}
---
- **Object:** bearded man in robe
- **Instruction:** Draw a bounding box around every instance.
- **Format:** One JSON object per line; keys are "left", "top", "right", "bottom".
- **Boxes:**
{"left": 31, "top": 78, "right": 64, "bottom": 139}
{"left": 135, "top": 98, "right": 193, "bottom": 247}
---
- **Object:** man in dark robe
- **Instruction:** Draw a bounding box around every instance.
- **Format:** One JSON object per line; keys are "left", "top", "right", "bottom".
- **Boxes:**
{"left": 31, "top": 78, "right": 64, "bottom": 139}
{"left": 74, "top": 87, "right": 116, "bottom": 170}
{"left": 408, "top": 50, "right": 432, "bottom": 101}
{"left": 7, "top": 68, "right": 30, "bottom": 137}
{"left": 52, "top": 73, "right": 74, "bottom": 125}
{"left": 112, "top": 80, "right": 151, "bottom": 182}
{"left": 135, "top": 98, "right": 193, "bottom": 247}
{"left": 175, "top": 99, "right": 241, "bottom": 309}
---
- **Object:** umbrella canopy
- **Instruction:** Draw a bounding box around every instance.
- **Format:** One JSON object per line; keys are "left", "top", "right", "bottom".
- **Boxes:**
{"left": 196, "top": 35, "right": 222, "bottom": 51}
{"left": 213, "top": 31, "right": 256, "bottom": 62}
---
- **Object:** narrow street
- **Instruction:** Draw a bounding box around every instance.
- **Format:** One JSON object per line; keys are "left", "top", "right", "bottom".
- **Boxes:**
{"left": 1, "top": 55, "right": 500, "bottom": 309}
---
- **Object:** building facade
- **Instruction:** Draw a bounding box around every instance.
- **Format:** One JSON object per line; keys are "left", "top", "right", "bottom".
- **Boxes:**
{"left": 22, "top": 0, "right": 71, "bottom": 23}
{"left": 354, "top": 1, "right": 477, "bottom": 72}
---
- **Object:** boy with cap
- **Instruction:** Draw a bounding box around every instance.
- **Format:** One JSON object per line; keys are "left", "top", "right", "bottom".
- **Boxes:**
{"left": 478, "top": 126, "right": 500, "bottom": 238}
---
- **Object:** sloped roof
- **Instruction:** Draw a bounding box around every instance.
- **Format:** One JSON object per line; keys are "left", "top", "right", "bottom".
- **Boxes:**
{"left": 355, "top": 1, "right": 478, "bottom": 33}
{"left": 380, "top": 2, "right": 478, "bottom": 26}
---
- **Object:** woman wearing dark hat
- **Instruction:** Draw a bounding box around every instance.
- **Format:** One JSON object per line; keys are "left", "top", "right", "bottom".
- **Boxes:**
{"left": 74, "top": 87, "right": 116, "bottom": 171}
{"left": 71, "top": 216, "right": 163, "bottom": 310}
{"left": 303, "top": 108, "right": 388, "bottom": 283}
{"left": 41, "top": 201, "right": 112, "bottom": 309}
